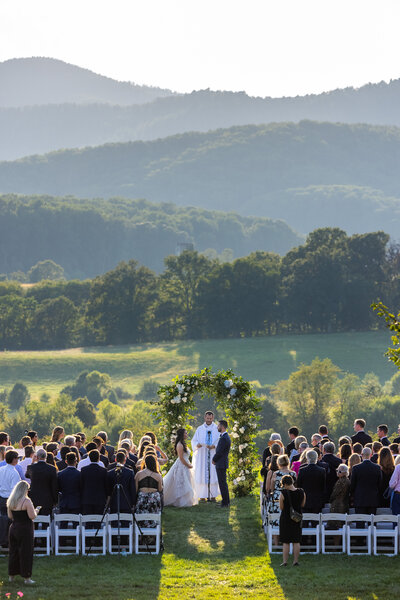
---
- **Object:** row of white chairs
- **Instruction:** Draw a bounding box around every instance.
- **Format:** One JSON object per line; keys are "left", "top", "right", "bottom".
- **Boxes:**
{"left": 264, "top": 512, "right": 399, "bottom": 556}
{"left": 33, "top": 512, "right": 161, "bottom": 556}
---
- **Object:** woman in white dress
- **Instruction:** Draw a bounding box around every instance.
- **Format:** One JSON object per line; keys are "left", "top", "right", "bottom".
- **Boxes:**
{"left": 163, "top": 429, "right": 198, "bottom": 507}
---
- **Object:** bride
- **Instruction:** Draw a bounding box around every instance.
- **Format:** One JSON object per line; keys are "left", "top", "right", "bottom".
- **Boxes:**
{"left": 163, "top": 428, "right": 198, "bottom": 507}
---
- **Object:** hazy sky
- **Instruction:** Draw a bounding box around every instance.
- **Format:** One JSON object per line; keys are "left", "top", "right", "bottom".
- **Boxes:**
{"left": 1, "top": 0, "right": 400, "bottom": 97}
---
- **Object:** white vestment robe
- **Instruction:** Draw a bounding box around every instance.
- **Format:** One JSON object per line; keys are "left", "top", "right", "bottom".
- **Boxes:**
{"left": 191, "top": 422, "right": 220, "bottom": 499}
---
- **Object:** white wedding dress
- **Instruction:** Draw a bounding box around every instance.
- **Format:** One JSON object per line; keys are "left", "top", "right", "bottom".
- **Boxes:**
{"left": 163, "top": 451, "right": 198, "bottom": 507}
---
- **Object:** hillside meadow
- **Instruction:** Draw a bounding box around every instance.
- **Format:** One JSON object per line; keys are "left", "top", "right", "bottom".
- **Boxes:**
{"left": 0, "top": 331, "right": 395, "bottom": 399}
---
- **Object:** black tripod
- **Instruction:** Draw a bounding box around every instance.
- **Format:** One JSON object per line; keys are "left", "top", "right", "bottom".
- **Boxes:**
{"left": 86, "top": 468, "right": 157, "bottom": 556}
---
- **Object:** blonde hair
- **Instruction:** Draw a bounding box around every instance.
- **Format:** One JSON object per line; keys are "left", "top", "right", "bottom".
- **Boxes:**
{"left": 277, "top": 454, "right": 289, "bottom": 468}
{"left": 349, "top": 453, "right": 361, "bottom": 473}
{"left": 119, "top": 430, "right": 133, "bottom": 441}
{"left": 7, "top": 480, "right": 29, "bottom": 511}
{"left": 294, "top": 435, "right": 307, "bottom": 450}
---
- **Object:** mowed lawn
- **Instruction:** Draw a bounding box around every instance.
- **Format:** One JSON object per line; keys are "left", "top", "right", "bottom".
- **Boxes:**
{"left": 0, "top": 495, "right": 398, "bottom": 600}
{"left": 0, "top": 331, "right": 396, "bottom": 399}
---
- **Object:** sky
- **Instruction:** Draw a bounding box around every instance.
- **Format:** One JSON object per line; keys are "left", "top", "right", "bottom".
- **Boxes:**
{"left": 1, "top": 0, "right": 400, "bottom": 98}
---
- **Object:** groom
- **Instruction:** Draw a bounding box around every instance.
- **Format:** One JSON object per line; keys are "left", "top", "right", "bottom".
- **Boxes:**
{"left": 212, "top": 420, "right": 231, "bottom": 507}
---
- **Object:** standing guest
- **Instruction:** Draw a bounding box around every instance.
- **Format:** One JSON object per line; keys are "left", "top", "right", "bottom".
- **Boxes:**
{"left": 212, "top": 420, "right": 231, "bottom": 508}
{"left": 319, "top": 425, "right": 333, "bottom": 443}
{"left": 350, "top": 447, "right": 382, "bottom": 514}
{"left": 107, "top": 451, "right": 136, "bottom": 512}
{"left": 119, "top": 430, "right": 134, "bottom": 444}
{"left": 320, "top": 442, "right": 341, "bottom": 501}
{"left": 378, "top": 447, "right": 395, "bottom": 508}
{"left": 285, "top": 427, "right": 299, "bottom": 457}
{"left": 389, "top": 458, "right": 400, "bottom": 515}
{"left": 7, "top": 480, "right": 40, "bottom": 585}
{"left": 57, "top": 447, "right": 71, "bottom": 472}
{"left": 26, "top": 449, "right": 58, "bottom": 516}
{"left": 0, "top": 450, "right": 21, "bottom": 519}
{"left": 263, "top": 433, "right": 283, "bottom": 463}
{"left": 45, "top": 442, "right": 59, "bottom": 464}
{"left": 77, "top": 442, "right": 105, "bottom": 471}
{"left": 393, "top": 424, "right": 400, "bottom": 444}
{"left": 291, "top": 446, "right": 309, "bottom": 476}
{"left": 19, "top": 436, "right": 32, "bottom": 450}
{"left": 389, "top": 443, "right": 399, "bottom": 457}
{"left": 45, "top": 451, "right": 58, "bottom": 470}
{"left": 338, "top": 435, "right": 352, "bottom": 447}
{"left": 329, "top": 464, "right": 350, "bottom": 514}
{"left": 311, "top": 434, "right": 322, "bottom": 449}
{"left": 339, "top": 443, "right": 352, "bottom": 465}
{"left": 264, "top": 450, "right": 281, "bottom": 498}
{"left": 19, "top": 447, "right": 36, "bottom": 483}
{"left": 135, "top": 454, "right": 163, "bottom": 526}
{"left": 57, "top": 453, "right": 81, "bottom": 514}
{"left": 145, "top": 431, "right": 168, "bottom": 465}
{"left": 0, "top": 433, "right": 10, "bottom": 446}
{"left": 370, "top": 441, "right": 383, "bottom": 464}
{"left": 352, "top": 443, "right": 363, "bottom": 456}
{"left": 279, "top": 475, "right": 305, "bottom": 567}
{"left": 80, "top": 450, "right": 108, "bottom": 514}
{"left": 0, "top": 445, "right": 7, "bottom": 466}
{"left": 296, "top": 450, "right": 326, "bottom": 513}
{"left": 348, "top": 453, "right": 361, "bottom": 476}
{"left": 290, "top": 436, "right": 307, "bottom": 464}
{"left": 377, "top": 424, "right": 390, "bottom": 447}
{"left": 351, "top": 419, "right": 372, "bottom": 447}
{"left": 50, "top": 426, "right": 64, "bottom": 447}
{"left": 27, "top": 432, "right": 38, "bottom": 450}
{"left": 61, "top": 435, "right": 80, "bottom": 461}
{"left": 267, "top": 455, "right": 296, "bottom": 527}
{"left": 116, "top": 443, "right": 137, "bottom": 470}
{"left": 92, "top": 436, "right": 109, "bottom": 468}
{"left": 75, "top": 432, "right": 87, "bottom": 457}
{"left": 97, "top": 431, "right": 115, "bottom": 464}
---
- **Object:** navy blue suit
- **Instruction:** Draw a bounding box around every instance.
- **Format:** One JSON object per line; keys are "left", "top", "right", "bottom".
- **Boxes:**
{"left": 57, "top": 466, "right": 81, "bottom": 513}
{"left": 213, "top": 431, "right": 231, "bottom": 506}
{"left": 80, "top": 463, "right": 108, "bottom": 514}
{"left": 107, "top": 466, "right": 136, "bottom": 512}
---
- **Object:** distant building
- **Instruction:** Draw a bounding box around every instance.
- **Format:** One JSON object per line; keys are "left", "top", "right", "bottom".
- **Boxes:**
{"left": 176, "top": 242, "right": 194, "bottom": 255}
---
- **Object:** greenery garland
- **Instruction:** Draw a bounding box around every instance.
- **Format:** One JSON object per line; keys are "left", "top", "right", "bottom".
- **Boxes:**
{"left": 156, "top": 367, "right": 260, "bottom": 497}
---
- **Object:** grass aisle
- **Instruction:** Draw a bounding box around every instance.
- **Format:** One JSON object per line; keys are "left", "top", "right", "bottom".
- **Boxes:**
{"left": 0, "top": 496, "right": 399, "bottom": 599}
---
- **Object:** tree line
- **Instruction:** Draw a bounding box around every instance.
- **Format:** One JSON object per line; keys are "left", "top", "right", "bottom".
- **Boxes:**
{"left": 0, "top": 227, "right": 399, "bottom": 351}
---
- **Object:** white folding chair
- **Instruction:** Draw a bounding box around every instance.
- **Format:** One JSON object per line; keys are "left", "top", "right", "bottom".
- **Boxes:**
{"left": 134, "top": 513, "right": 161, "bottom": 555}
{"left": 346, "top": 514, "right": 372, "bottom": 555}
{"left": 372, "top": 515, "right": 398, "bottom": 556}
{"left": 321, "top": 513, "right": 347, "bottom": 554}
{"left": 34, "top": 515, "right": 52, "bottom": 555}
{"left": 81, "top": 514, "right": 107, "bottom": 555}
{"left": 301, "top": 513, "right": 321, "bottom": 554}
{"left": 54, "top": 514, "right": 81, "bottom": 555}
{"left": 266, "top": 513, "right": 282, "bottom": 554}
{"left": 107, "top": 513, "right": 133, "bottom": 554}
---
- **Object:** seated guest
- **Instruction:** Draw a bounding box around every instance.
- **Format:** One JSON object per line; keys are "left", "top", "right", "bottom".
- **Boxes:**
{"left": 339, "top": 443, "right": 352, "bottom": 465}
{"left": 377, "top": 424, "right": 390, "bottom": 447}
{"left": 296, "top": 449, "right": 326, "bottom": 513}
{"left": 19, "top": 446, "right": 36, "bottom": 483}
{"left": 26, "top": 449, "right": 58, "bottom": 516}
{"left": 97, "top": 431, "right": 115, "bottom": 464}
{"left": 330, "top": 464, "right": 350, "bottom": 514}
{"left": 390, "top": 443, "right": 399, "bottom": 457}
{"left": 352, "top": 443, "right": 363, "bottom": 456}
{"left": 57, "top": 452, "right": 81, "bottom": 514}
{"left": 351, "top": 419, "right": 372, "bottom": 447}
{"left": 50, "top": 426, "right": 64, "bottom": 448}
{"left": 80, "top": 450, "right": 108, "bottom": 514}
{"left": 378, "top": 447, "right": 395, "bottom": 508}
{"left": 77, "top": 442, "right": 105, "bottom": 471}
{"left": 285, "top": 427, "right": 299, "bottom": 457}
{"left": 350, "top": 446, "right": 382, "bottom": 514}
{"left": 320, "top": 442, "right": 341, "bottom": 501}
{"left": 135, "top": 454, "right": 163, "bottom": 526}
{"left": 371, "top": 441, "right": 383, "bottom": 464}
{"left": 107, "top": 451, "right": 136, "bottom": 512}
{"left": 27, "top": 431, "right": 38, "bottom": 450}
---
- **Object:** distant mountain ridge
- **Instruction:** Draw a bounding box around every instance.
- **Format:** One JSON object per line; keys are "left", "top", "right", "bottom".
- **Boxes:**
{"left": 1, "top": 121, "right": 400, "bottom": 238}
{"left": 0, "top": 57, "right": 175, "bottom": 107}
{"left": 2, "top": 58, "right": 400, "bottom": 159}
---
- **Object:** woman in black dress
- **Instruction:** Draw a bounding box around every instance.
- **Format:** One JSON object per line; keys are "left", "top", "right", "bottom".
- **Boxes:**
{"left": 7, "top": 480, "right": 40, "bottom": 585}
{"left": 279, "top": 474, "right": 305, "bottom": 567}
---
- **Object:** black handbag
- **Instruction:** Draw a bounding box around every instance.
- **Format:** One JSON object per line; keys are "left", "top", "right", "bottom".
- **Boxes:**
{"left": 287, "top": 490, "right": 302, "bottom": 523}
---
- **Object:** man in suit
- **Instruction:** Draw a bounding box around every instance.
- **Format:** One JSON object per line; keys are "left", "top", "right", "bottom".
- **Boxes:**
{"left": 377, "top": 424, "right": 390, "bottom": 447}
{"left": 351, "top": 419, "right": 372, "bottom": 447}
{"left": 370, "top": 441, "right": 382, "bottom": 464}
{"left": 296, "top": 450, "right": 326, "bottom": 513}
{"left": 27, "top": 448, "right": 58, "bottom": 515}
{"left": 107, "top": 451, "right": 136, "bottom": 513}
{"left": 97, "top": 431, "right": 115, "bottom": 464}
{"left": 350, "top": 446, "right": 382, "bottom": 514}
{"left": 80, "top": 449, "right": 108, "bottom": 514}
{"left": 212, "top": 420, "right": 231, "bottom": 507}
{"left": 285, "top": 427, "right": 299, "bottom": 457}
{"left": 57, "top": 452, "right": 81, "bottom": 514}
{"left": 318, "top": 425, "right": 333, "bottom": 444}
{"left": 320, "top": 441, "right": 341, "bottom": 501}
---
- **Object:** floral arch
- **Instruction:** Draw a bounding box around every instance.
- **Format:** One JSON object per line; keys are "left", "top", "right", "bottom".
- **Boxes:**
{"left": 156, "top": 367, "right": 260, "bottom": 497}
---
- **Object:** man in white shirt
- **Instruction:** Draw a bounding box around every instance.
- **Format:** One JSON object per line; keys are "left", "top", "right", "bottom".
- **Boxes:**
{"left": 191, "top": 411, "right": 220, "bottom": 501}
{"left": 0, "top": 450, "right": 21, "bottom": 512}
{"left": 77, "top": 442, "right": 105, "bottom": 471}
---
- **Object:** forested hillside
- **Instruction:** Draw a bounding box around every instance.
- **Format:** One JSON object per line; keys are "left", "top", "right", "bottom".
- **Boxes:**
{"left": 0, "top": 195, "right": 302, "bottom": 277}
{"left": 2, "top": 122, "right": 400, "bottom": 237}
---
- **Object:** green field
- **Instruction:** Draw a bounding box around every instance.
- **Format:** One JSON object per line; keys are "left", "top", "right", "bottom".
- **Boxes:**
{"left": 0, "top": 331, "right": 396, "bottom": 399}
{"left": 0, "top": 495, "right": 397, "bottom": 599}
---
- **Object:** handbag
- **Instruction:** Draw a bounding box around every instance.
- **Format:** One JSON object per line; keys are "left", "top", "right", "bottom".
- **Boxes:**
{"left": 287, "top": 490, "right": 302, "bottom": 523}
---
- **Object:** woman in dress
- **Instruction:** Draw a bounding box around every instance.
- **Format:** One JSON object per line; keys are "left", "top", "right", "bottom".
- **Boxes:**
{"left": 50, "top": 426, "right": 64, "bottom": 447}
{"left": 7, "top": 480, "right": 40, "bottom": 585}
{"left": 279, "top": 474, "right": 306, "bottom": 567}
{"left": 145, "top": 431, "right": 168, "bottom": 466}
{"left": 163, "top": 429, "right": 197, "bottom": 507}
{"left": 267, "top": 454, "right": 296, "bottom": 527}
{"left": 378, "top": 447, "right": 395, "bottom": 507}
{"left": 135, "top": 454, "right": 163, "bottom": 526}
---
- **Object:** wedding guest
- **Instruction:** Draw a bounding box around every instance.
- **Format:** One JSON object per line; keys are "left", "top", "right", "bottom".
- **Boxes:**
{"left": 296, "top": 450, "right": 326, "bottom": 513}
{"left": 27, "top": 432, "right": 38, "bottom": 450}
{"left": 57, "top": 453, "right": 81, "bottom": 514}
{"left": 311, "top": 433, "right": 322, "bottom": 449}
{"left": 371, "top": 441, "right": 383, "bottom": 464}
{"left": 267, "top": 455, "right": 296, "bottom": 527}
{"left": 279, "top": 475, "right": 305, "bottom": 567}
{"left": 263, "top": 433, "right": 282, "bottom": 463}
{"left": 285, "top": 427, "right": 299, "bottom": 457}
{"left": 338, "top": 435, "right": 352, "bottom": 447}
{"left": 388, "top": 458, "right": 400, "bottom": 514}
{"left": 19, "top": 436, "right": 32, "bottom": 449}
{"left": 378, "top": 447, "right": 395, "bottom": 507}
{"left": 144, "top": 431, "right": 168, "bottom": 466}
{"left": 92, "top": 436, "right": 109, "bottom": 468}
{"left": 119, "top": 430, "right": 134, "bottom": 444}
{"left": 80, "top": 450, "right": 108, "bottom": 514}
{"left": 97, "top": 431, "right": 115, "bottom": 464}
{"left": 74, "top": 435, "right": 86, "bottom": 458}
{"left": 318, "top": 425, "right": 333, "bottom": 443}
{"left": 351, "top": 419, "right": 372, "bottom": 447}
{"left": 116, "top": 443, "right": 137, "bottom": 469}
{"left": 7, "top": 480, "right": 40, "bottom": 585}
{"left": 291, "top": 446, "right": 309, "bottom": 476}
{"left": 330, "top": 464, "right": 350, "bottom": 514}
{"left": 348, "top": 452, "right": 361, "bottom": 476}
{"left": 0, "top": 445, "right": 7, "bottom": 466}
{"left": 45, "top": 452, "right": 58, "bottom": 470}
{"left": 19, "top": 446, "right": 36, "bottom": 483}
{"left": 377, "top": 424, "right": 390, "bottom": 447}
{"left": 26, "top": 449, "right": 57, "bottom": 516}
{"left": 57, "top": 446, "right": 71, "bottom": 472}
{"left": 352, "top": 442, "right": 363, "bottom": 456}
{"left": 0, "top": 450, "right": 21, "bottom": 517}
{"left": 320, "top": 442, "right": 341, "bottom": 500}
{"left": 350, "top": 447, "right": 382, "bottom": 514}
{"left": 0, "top": 433, "right": 10, "bottom": 446}
{"left": 50, "top": 426, "right": 64, "bottom": 447}
{"left": 107, "top": 451, "right": 136, "bottom": 512}
{"left": 78, "top": 442, "right": 105, "bottom": 471}
{"left": 290, "top": 436, "right": 307, "bottom": 464}
{"left": 393, "top": 424, "right": 400, "bottom": 444}
{"left": 135, "top": 454, "right": 163, "bottom": 526}
{"left": 389, "top": 443, "right": 399, "bottom": 457}
{"left": 264, "top": 449, "right": 281, "bottom": 497}
{"left": 339, "top": 443, "right": 352, "bottom": 465}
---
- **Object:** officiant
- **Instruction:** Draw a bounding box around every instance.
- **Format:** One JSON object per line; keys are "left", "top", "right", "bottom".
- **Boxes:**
{"left": 191, "top": 411, "right": 220, "bottom": 501}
